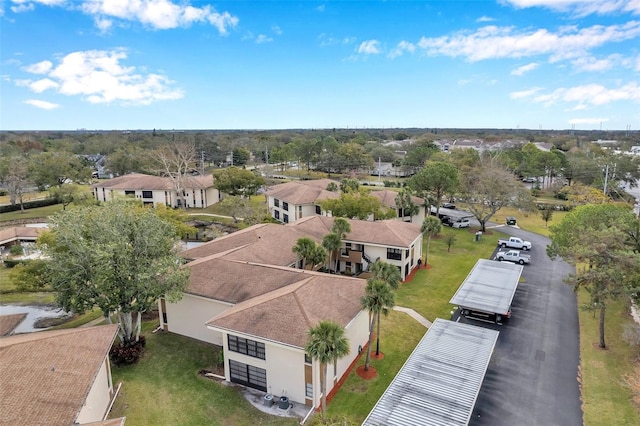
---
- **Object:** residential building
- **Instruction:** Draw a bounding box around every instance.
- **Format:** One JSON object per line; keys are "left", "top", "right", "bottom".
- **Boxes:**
{"left": 0, "top": 226, "right": 45, "bottom": 253}
{"left": 0, "top": 325, "right": 123, "bottom": 425}
{"left": 92, "top": 173, "right": 219, "bottom": 208}
{"left": 368, "top": 189, "right": 426, "bottom": 224}
{"left": 264, "top": 179, "right": 339, "bottom": 223}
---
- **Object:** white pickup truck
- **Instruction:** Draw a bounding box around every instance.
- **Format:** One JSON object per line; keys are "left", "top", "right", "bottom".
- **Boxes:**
{"left": 497, "top": 236, "right": 532, "bottom": 250}
{"left": 495, "top": 249, "right": 531, "bottom": 265}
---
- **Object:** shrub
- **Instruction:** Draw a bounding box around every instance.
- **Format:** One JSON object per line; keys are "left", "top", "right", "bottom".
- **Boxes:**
{"left": 110, "top": 335, "right": 146, "bottom": 366}
{"left": 2, "top": 259, "right": 25, "bottom": 268}
{"left": 0, "top": 197, "right": 59, "bottom": 213}
{"left": 9, "top": 245, "right": 23, "bottom": 256}
{"left": 530, "top": 188, "right": 541, "bottom": 197}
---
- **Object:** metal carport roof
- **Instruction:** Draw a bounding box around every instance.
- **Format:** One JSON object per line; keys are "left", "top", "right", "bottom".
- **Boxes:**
{"left": 362, "top": 318, "right": 499, "bottom": 426}
{"left": 449, "top": 258, "right": 523, "bottom": 315}
{"left": 430, "top": 206, "right": 474, "bottom": 219}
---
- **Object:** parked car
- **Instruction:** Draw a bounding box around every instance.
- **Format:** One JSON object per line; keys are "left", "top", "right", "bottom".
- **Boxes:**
{"left": 497, "top": 236, "right": 531, "bottom": 250}
{"left": 451, "top": 218, "right": 470, "bottom": 229}
{"left": 506, "top": 216, "right": 517, "bottom": 226}
{"left": 495, "top": 249, "right": 530, "bottom": 265}
{"left": 441, "top": 202, "right": 456, "bottom": 209}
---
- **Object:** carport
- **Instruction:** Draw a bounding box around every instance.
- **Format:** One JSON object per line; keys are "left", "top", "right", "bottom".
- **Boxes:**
{"left": 450, "top": 258, "right": 523, "bottom": 324}
{"left": 363, "top": 318, "right": 499, "bottom": 426}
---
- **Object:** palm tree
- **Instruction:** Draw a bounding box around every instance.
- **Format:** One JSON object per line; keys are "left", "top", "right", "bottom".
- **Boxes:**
{"left": 331, "top": 217, "right": 351, "bottom": 238}
{"left": 305, "top": 320, "right": 350, "bottom": 423}
{"left": 421, "top": 216, "right": 442, "bottom": 268}
{"left": 322, "top": 233, "right": 342, "bottom": 273}
{"left": 308, "top": 244, "right": 328, "bottom": 271}
{"left": 292, "top": 237, "right": 317, "bottom": 270}
{"left": 360, "top": 278, "right": 395, "bottom": 371}
{"left": 369, "top": 261, "right": 400, "bottom": 355}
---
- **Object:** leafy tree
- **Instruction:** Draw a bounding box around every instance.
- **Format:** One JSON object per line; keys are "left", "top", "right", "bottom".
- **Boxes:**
{"left": 395, "top": 189, "right": 419, "bottom": 222}
{"left": 421, "top": 216, "right": 442, "bottom": 268}
{"left": 10, "top": 259, "right": 50, "bottom": 292}
{"left": 319, "top": 190, "right": 394, "bottom": 220}
{"left": 29, "top": 151, "right": 92, "bottom": 189}
{"left": 232, "top": 147, "right": 251, "bottom": 166}
{"left": 547, "top": 203, "right": 638, "bottom": 348}
{"left": 408, "top": 161, "right": 459, "bottom": 217}
{"left": 292, "top": 237, "right": 319, "bottom": 270}
{"left": 43, "top": 200, "right": 190, "bottom": 345}
{"left": 49, "top": 183, "right": 91, "bottom": 210}
{"left": 361, "top": 278, "right": 395, "bottom": 371}
{"left": 215, "top": 195, "right": 259, "bottom": 224}
{"left": 403, "top": 140, "right": 439, "bottom": 169}
{"left": 213, "top": 167, "right": 265, "bottom": 197}
{"left": 326, "top": 182, "right": 338, "bottom": 192}
{"left": 444, "top": 232, "right": 457, "bottom": 252}
{"left": 0, "top": 155, "right": 31, "bottom": 211}
{"left": 340, "top": 178, "right": 360, "bottom": 193}
{"left": 149, "top": 204, "right": 198, "bottom": 238}
{"left": 106, "top": 145, "right": 150, "bottom": 175}
{"left": 540, "top": 208, "right": 553, "bottom": 227}
{"left": 368, "top": 261, "right": 400, "bottom": 355}
{"left": 458, "top": 163, "right": 524, "bottom": 232}
{"left": 304, "top": 320, "right": 350, "bottom": 423}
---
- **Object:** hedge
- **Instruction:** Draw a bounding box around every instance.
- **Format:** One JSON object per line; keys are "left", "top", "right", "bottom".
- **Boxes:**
{"left": 0, "top": 197, "right": 59, "bottom": 213}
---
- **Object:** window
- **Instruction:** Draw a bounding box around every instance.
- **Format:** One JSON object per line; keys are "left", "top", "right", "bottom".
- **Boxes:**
{"left": 305, "top": 353, "right": 312, "bottom": 364}
{"left": 124, "top": 190, "right": 135, "bottom": 197}
{"left": 282, "top": 202, "right": 289, "bottom": 211}
{"left": 283, "top": 214, "right": 289, "bottom": 223}
{"left": 275, "top": 210, "right": 280, "bottom": 220}
{"left": 305, "top": 383, "right": 313, "bottom": 398}
{"left": 229, "top": 360, "right": 267, "bottom": 392}
{"left": 228, "top": 335, "right": 266, "bottom": 360}
{"left": 315, "top": 205, "right": 321, "bottom": 215}
{"left": 141, "top": 190, "right": 153, "bottom": 199}
{"left": 296, "top": 205, "right": 302, "bottom": 219}
{"left": 274, "top": 198, "right": 280, "bottom": 207}
{"left": 386, "top": 248, "right": 402, "bottom": 261}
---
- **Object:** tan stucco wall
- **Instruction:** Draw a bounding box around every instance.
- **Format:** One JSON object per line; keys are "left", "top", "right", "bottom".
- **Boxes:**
{"left": 75, "top": 358, "right": 112, "bottom": 424}
{"left": 163, "top": 293, "right": 231, "bottom": 345}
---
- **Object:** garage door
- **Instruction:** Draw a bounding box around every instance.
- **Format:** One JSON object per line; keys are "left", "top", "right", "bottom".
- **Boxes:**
{"left": 229, "top": 359, "right": 267, "bottom": 392}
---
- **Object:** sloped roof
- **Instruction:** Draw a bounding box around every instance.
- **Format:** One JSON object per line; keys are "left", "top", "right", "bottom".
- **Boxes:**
{"left": 0, "top": 226, "right": 44, "bottom": 245}
{"left": 206, "top": 268, "right": 366, "bottom": 348}
{"left": 265, "top": 179, "right": 340, "bottom": 205}
{"left": 0, "top": 325, "right": 119, "bottom": 425}
{"left": 92, "top": 173, "right": 214, "bottom": 191}
{"left": 0, "top": 313, "right": 27, "bottom": 337}
{"left": 368, "top": 189, "right": 424, "bottom": 209}
{"left": 186, "top": 258, "right": 307, "bottom": 303}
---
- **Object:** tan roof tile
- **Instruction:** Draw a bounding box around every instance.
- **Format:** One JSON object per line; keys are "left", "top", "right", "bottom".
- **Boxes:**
{"left": 92, "top": 173, "right": 214, "bottom": 191}
{"left": 265, "top": 179, "right": 340, "bottom": 205}
{"left": 0, "top": 226, "right": 44, "bottom": 245}
{"left": 368, "top": 189, "right": 424, "bottom": 209}
{"left": 0, "top": 325, "right": 118, "bottom": 425}
{"left": 0, "top": 313, "right": 27, "bottom": 336}
{"left": 207, "top": 271, "right": 366, "bottom": 348}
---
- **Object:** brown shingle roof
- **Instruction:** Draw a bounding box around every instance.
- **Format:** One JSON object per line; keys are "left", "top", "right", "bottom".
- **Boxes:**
{"left": 265, "top": 179, "right": 339, "bottom": 205}
{"left": 369, "top": 189, "right": 424, "bottom": 209}
{"left": 0, "top": 313, "right": 27, "bottom": 336}
{"left": 0, "top": 226, "right": 44, "bottom": 245}
{"left": 0, "top": 325, "right": 118, "bottom": 425}
{"left": 92, "top": 173, "right": 214, "bottom": 191}
{"left": 207, "top": 270, "right": 366, "bottom": 348}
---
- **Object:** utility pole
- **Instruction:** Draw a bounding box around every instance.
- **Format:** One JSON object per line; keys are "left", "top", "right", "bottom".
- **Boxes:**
{"left": 603, "top": 164, "right": 609, "bottom": 195}
{"left": 230, "top": 151, "right": 234, "bottom": 167}
{"left": 265, "top": 145, "right": 269, "bottom": 165}
{"left": 200, "top": 151, "right": 205, "bottom": 175}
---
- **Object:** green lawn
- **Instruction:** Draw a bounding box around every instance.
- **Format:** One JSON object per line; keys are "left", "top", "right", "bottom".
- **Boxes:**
{"left": 109, "top": 323, "right": 298, "bottom": 426}
{"left": 0, "top": 203, "right": 64, "bottom": 223}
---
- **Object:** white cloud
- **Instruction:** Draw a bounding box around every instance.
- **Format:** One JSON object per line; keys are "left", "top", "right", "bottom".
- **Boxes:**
{"left": 510, "top": 87, "right": 543, "bottom": 98}
{"left": 571, "top": 55, "right": 619, "bottom": 72}
{"left": 477, "top": 15, "right": 495, "bottom": 22}
{"left": 24, "top": 99, "right": 61, "bottom": 109}
{"left": 272, "top": 25, "right": 282, "bottom": 35}
{"left": 358, "top": 40, "right": 381, "bottom": 55}
{"left": 511, "top": 62, "right": 539, "bottom": 75}
{"left": 318, "top": 33, "right": 356, "bottom": 47}
{"left": 74, "top": 0, "right": 238, "bottom": 34}
{"left": 417, "top": 22, "right": 640, "bottom": 64}
{"left": 256, "top": 34, "right": 273, "bottom": 44}
{"left": 22, "top": 60, "right": 52, "bottom": 74}
{"left": 500, "top": 0, "right": 640, "bottom": 16}
{"left": 11, "top": 3, "right": 35, "bottom": 13}
{"left": 515, "top": 82, "right": 640, "bottom": 108}
{"left": 388, "top": 40, "right": 416, "bottom": 58}
{"left": 17, "top": 49, "right": 184, "bottom": 105}
{"left": 95, "top": 17, "right": 113, "bottom": 32}
{"left": 316, "top": 4, "right": 325, "bottom": 12}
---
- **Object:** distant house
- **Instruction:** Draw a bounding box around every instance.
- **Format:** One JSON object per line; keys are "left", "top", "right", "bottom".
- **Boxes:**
{"left": 264, "top": 179, "right": 339, "bottom": 223}
{"left": 159, "top": 216, "right": 422, "bottom": 409}
{"left": 0, "top": 226, "right": 45, "bottom": 254}
{"left": 368, "top": 189, "right": 426, "bottom": 224}
{"left": 0, "top": 325, "right": 123, "bottom": 425}
{"left": 92, "top": 173, "right": 219, "bottom": 208}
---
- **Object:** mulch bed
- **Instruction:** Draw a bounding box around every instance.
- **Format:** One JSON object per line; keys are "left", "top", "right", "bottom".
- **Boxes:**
{"left": 356, "top": 365, "right": 378, "bottom": 380}
{"left": 371, "top": 351, "right": 385, "bottom": 360}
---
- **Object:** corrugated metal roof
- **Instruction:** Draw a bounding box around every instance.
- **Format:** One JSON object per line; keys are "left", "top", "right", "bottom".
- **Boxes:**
{"left": 363, "top": 318, "right": 499, "bottom": 426}
{"left": 449, "top": 259, "right": 523, "bottom": 315}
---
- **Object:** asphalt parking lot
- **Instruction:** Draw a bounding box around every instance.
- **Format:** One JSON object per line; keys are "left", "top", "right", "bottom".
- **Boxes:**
{"left": 454, "top": 225, "right": 582, "bottom": 426}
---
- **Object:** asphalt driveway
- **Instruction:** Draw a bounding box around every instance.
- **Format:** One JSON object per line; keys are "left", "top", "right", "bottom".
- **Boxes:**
{"left": 457, "top": 225, "right": 582, "bottom": 426}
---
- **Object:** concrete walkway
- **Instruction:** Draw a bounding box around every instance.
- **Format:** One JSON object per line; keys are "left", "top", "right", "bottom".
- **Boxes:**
{"left": 393, "top": 306, "right": 432, "bottom": 328}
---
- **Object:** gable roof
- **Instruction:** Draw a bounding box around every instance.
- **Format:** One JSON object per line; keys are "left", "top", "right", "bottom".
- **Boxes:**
{"left": 0, "top": 325, "right": 118, "bottom": 425}
{"left": 265, "top": 179, "right": 340, "bottom": 205}
{"left": 92, "top": 173, "right": 214, "bottom": 191}
{"left": 206, "top": 268, "right": 366, "bottom": 348}
{"left": 0, "top": 313, "right": 27, "bottom": 336}
{"left": 368, "top": 189, "right": 424, "bottom": 209}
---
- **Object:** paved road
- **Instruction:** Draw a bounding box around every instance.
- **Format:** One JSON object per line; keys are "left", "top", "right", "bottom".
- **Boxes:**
{"left": 461, "top": 226, "right": 582, "bottom": 426}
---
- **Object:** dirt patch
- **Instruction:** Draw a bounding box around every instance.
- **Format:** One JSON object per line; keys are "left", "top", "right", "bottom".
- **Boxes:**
{"left": 356, "top": 365, "right": 378, "bottom": 380}
{"left": 371, "top": 351, "right": 385, "bottom": 360}
{"left": 33, "top": 315, "right": 72, "bottom": 328}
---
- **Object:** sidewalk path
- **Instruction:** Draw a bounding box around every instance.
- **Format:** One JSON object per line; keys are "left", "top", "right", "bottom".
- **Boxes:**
{"left": 187, "top": 213, "right": 242, "bottom": 221}
{"left": 393, "top": 306, "right": 432, "bottom": 328}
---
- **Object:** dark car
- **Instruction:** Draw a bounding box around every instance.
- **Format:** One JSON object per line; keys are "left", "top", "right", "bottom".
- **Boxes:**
{"left": 441, "top": 202, "right": 456, "bottom": 209}
{"left": 506, "top": 216, "right": 517, "bottom": 225}
{"left": 441, "top": 216, "right": 454, "bottom": 227}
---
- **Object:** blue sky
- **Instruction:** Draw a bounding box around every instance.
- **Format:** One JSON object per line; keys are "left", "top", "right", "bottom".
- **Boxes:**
{"left": 1, "top": 0, "right": 639, "bottom": 131}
